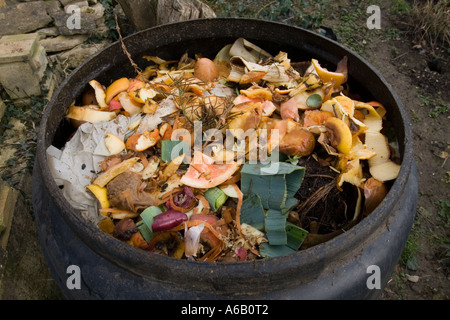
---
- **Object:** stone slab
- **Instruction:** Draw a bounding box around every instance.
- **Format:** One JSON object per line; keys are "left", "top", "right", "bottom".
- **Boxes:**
{"left": 0, "top": 61, "right": 42, "bottom": 99}
{"left": 40, "top": 34, "right": 88, "bottom": 53}
{"left": 36, "top": 27, "right": 60, "bottom": 39}
{"left": 0, "top": 1, "right": 53, "bottom": 36}
{"left": 0, "top": 33, "right": 39, "bottom": 64}
{"left": 51, "top": 8, "right": 97, "bottom": 36}
{"left": 56, "top": 41, "right": 109, "bottom": 69}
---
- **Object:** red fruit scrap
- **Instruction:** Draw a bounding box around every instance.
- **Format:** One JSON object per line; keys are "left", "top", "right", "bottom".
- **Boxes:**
{"left": 109, "top": 99, "right": 122, "bottom": 111}
{"left": 151, "top": 210, "right": 188, "bottom": 232}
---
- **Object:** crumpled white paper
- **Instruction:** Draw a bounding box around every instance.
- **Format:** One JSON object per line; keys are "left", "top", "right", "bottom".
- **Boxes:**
{"left": 46, "top": 114, "right": 141, "bottom": 224}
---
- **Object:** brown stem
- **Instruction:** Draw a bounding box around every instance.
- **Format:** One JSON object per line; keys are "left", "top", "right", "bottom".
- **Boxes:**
{"left": 115, "top": 14, "right": 142, "bottom": 77}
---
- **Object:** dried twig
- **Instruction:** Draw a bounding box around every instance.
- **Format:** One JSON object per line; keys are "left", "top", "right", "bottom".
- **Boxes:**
{"left": 298, "top": 180, "right": 336, "bottom": 223}
{"left": 115, "top": 14, "right": 142, "bottom": 77}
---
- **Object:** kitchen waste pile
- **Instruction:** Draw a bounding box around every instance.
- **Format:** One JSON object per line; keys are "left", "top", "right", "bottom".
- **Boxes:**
{"left": 47, "top": 38, "right": 400, "bottom": 262}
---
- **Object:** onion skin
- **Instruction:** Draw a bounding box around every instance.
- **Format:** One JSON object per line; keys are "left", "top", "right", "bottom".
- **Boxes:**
{"left": 167, "top": 187, "right": 197, "bottom": 211}
{"left": 364, "top": 177, "right": 387, "bottom": 215}
{"left": 151, "top": 210, "right": 188, "bottom": 232}
{"left": 194, "top": 58, "right": 219, "bottom": 82}
{"left": 279, "top": 123, "right": 316, "bottom": 157}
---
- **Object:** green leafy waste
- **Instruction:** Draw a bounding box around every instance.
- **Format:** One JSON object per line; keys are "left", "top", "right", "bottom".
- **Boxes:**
{"left": 160, "top": 140, "right": 190, "bottom": 162}
{"left": 204, "top": 187, "right": 228, "bottom": 212}
{"left": 240, "top": 161, "right": 309, "bottom": 257}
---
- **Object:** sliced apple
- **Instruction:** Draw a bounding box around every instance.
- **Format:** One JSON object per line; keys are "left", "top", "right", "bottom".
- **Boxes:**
{"left": 105, "top": 77, "right": 130, "bottom": 104}
{"left": 108, "top": 98, "right": 122, "bottom": 111}
{"left": 117, "top": 91, "right": 143, "bottom": 116}
{"left": 324, "top": 117, "right": 352, "bottom": 155}
{"left": 104, "top": 132, "right": 125, "bottom": 155}
{"left": 66, "top": 105, "right": 117, "bottom": 127}
{"left": 365, "top": 131, "right": 401, "bottom": 181}
{"left": 89, "top": 80, "right": 108, "bottom": 109}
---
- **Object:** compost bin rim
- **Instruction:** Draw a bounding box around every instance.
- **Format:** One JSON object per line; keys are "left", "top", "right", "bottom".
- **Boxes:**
{"left": 35, "top": 18, "right": 414, "bottom": 275}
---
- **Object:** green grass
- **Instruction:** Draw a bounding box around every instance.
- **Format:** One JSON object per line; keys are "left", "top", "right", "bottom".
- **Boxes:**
{"left": 389, "top": 0, "right": 412, "bottom": 15}
{"left": 437, "top": 200, "right": 450, "bottom": 229}
{"left": 400, "top": 219, "right": 421, "bottom": 269}
{"left": 330, "top": 0, "right": 382, "bottom": 55}
{"left": 418, "top": 94, "right": 450, "bottom": 119}
{"left": 206, "top": 0, "right": 329, "bottom": 30}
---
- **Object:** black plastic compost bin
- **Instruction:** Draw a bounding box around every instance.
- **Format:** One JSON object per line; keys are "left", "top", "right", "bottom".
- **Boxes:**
{"left": 32, "top": 18, "right": 418, "bottom": 300}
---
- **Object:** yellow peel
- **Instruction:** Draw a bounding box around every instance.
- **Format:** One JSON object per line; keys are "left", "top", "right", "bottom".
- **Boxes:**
{"left": 66, "top": 105, "right": 117, "bottom": 123}
{"left": 324, "top": 117, "right": 353, "bottom": 155}
{"left": 105, "top": 77, "right": 130, "bottom": 104}
{"left": 93, "top": 157, "right": 140, "bottom": 187}
{"left": 86, "top": 184, "right": 110, "bottom": 209}
{"left": 312, "top": 59, "right": 345, "bottom": 88}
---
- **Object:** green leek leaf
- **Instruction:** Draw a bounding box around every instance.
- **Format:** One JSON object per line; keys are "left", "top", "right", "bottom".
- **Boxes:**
{"left": 204, "top": 187, "right": 228, "bottom": 212}
{"left": 268, "top": 175, "right": 287, "bottom": 209}
{"left": 140, "top": 206, "right": 163, "bottom": 233}
{"left": 259, "top": 243, "right": 296, "bottom": 258}
{"left": 136, "top": 220, "right": 152, "bottom": 242}
{"left": 258, "top": 222, "right": 308, "bottom": 258}
{"left": 265, "top": 209, "right": 287, "bottom": 245}
{"left": 241, "top": 194, "right": 265, "bottom": 231}
{"left": 241, "top": 161, "right": 306, "bottom": 246}
{"left": 286, "top": 222, "right": 309, "bottom": 250}
{"left": 161, "top": 140, "right": 190, "bottom": 162}
{"left": 282, "top": 197, "right": 300, "bottom": 215}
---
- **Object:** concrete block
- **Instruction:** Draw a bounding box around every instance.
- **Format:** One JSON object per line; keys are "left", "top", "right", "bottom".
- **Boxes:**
{"left": 29, "top": 43, "right": 49, "bottom": 79}
{"left": 0, "top": 33, "right": 40, "bottom": 64}
{"left": 0, "top": 180, "right": 19, "bottom": 249}
{"left": 0, "top": 33, "right": 48, "bottom": 100}
{"left": 0, "top": 61, "right": 42, "bottom": 99}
